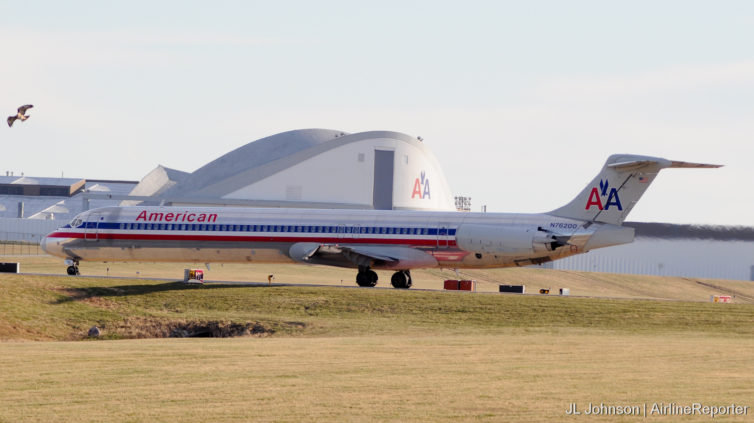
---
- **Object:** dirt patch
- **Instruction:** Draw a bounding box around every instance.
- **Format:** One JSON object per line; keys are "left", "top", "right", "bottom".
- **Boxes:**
{"left": 89, "top": 317, "right": 296, "bottom": 339}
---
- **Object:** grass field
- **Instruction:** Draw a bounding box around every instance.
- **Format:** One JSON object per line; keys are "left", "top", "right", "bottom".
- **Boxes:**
{"left": 2, "top": 333, "right": 753, "bottom": 422}
{"left": 2, "top": 255, "right": 754, "bottom": 421}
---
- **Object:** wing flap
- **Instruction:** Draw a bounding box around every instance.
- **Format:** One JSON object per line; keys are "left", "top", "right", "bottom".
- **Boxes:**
{"left": 288, "top": 242, "right": 438, "bottom": 269}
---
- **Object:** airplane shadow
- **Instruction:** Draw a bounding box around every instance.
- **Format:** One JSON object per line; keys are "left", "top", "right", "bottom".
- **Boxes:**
{"left": 54, "top": 281, "right": 271, "bottom": 305}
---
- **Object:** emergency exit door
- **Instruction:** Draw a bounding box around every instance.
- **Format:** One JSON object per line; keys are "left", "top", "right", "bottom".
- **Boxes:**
{"left": 84, "top": 212, "right": 101, "bottom": 241}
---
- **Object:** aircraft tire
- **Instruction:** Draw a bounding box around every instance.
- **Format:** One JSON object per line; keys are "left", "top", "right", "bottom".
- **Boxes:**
{"left": 367, "top": 270, "right": 378, "bottom": 286}
{"left": 66, "top": 266, "right": 79, "bottom": 276}
{"left": 390, "top": 271, "right": 412, "bottom": 289}
{"left": 356, "top": 270, "right": 378, "bottom": 287}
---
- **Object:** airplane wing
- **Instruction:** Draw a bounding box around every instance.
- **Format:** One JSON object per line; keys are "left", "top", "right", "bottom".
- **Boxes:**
{"left": 288, "top": 242, "right": 438, "bottom": 270}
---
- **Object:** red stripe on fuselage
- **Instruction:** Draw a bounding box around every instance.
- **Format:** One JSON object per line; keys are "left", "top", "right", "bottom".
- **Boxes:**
{"left": 45, "top": 231, "right": 457, "bottom": 247}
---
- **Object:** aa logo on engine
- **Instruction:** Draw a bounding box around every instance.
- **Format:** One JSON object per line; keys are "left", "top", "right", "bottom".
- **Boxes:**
{"left": 585, "top": 179, "right": 622, "bottom": 211}
{"left": 411, "top": 171, "right": 431, "bottom": 199}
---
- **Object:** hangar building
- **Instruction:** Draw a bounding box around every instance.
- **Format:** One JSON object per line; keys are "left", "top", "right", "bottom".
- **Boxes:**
{"left": 140, "top": 128, "right": 456, "bottom": 211}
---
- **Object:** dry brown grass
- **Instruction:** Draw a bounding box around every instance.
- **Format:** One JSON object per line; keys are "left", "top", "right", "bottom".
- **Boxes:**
{"left": 2, "top": 254, "right": 753, "bottom": 421}
{"left": 0, "top": 331, "right": 752, "bottom": 422}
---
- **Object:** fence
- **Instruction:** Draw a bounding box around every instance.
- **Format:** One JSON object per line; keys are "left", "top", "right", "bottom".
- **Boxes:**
{"left": 0, "top": 218, "right": 58, "bottom": 256}
{"left": 0, "top": 238, "right": 44, "bottom": 256}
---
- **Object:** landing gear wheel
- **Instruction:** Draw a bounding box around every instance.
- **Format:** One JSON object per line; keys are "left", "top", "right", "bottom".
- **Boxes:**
{"left": 356, "top": 269, "right": 378, "bottom": 287}
{"left": 66, "top": 265, "right": 80, "bottom": 276}
{"left": 390, "top": 270, "right": 412, "bottom": 289}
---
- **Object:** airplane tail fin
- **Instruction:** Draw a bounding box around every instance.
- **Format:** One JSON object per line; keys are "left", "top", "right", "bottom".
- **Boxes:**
{"left": 548, "top": 154, "right": 721, "bottom": 225}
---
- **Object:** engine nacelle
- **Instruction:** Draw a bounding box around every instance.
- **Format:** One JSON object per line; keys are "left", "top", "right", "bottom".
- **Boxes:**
{"left": 456, "top": 224, "right": 561, "bottom": 255}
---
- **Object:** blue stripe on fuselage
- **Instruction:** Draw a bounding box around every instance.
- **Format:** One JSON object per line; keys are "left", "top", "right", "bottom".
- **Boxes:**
{"left": 76, "top": 222, "right": 456, "bottom": 236}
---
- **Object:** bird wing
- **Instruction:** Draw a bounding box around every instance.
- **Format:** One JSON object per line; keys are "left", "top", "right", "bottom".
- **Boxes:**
{"left": 7, "top": 116, "right": 16, "bottom": 127}
{"left": 17, "top": 104, "right": 33, "bottom": 114}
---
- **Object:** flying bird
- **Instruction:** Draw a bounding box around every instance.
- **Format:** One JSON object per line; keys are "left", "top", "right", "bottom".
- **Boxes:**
{"left": 7, "top": 104, "right": 33, "bottom": 127}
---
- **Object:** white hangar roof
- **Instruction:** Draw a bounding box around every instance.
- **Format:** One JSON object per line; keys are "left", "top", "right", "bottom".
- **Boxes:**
{"left": 164, "top": 128, "right": 345, "bottom": 199}
{"left": 160, "top": 128, "right": 456, "bottom": 211}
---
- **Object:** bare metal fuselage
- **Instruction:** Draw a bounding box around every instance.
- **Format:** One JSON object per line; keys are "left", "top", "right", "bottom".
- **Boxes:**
{"left": 41, "top": 206, "right": 630, "bottom": 270}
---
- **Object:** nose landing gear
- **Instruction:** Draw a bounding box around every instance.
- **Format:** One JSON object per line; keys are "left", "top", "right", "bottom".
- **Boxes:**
{"left": 65, "top": 260, "right": 80, "bottom": 276}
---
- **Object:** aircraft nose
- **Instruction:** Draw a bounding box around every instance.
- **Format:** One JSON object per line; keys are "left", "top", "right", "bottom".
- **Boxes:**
{"left": 40, "top": 234, "right": 65, "bottom": 258}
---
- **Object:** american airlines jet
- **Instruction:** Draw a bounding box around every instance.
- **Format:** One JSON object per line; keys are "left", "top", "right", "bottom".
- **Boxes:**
{"left": 41, "top": 155, "right": 719, "bottom": 288}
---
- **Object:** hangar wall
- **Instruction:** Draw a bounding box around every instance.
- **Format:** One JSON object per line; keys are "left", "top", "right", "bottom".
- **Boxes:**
{"left": 549, "top": 223, "right": 754, "bottom": 281}
{"left": 0, "top": 218, "right": 59, "bottom": 243}
{"left": 221, "top": 135, "right": 454, "bottom": 211}
{"left": 161, "top": 129, "right": 455, "bottom": 211}
{"left": 552, "top": 239, "right": 754, "bottom": 281}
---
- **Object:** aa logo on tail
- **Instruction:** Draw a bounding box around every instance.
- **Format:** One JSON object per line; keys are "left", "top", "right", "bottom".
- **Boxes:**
{"left": 585, "top": 179, "right": 622, "bottom": 211}
{"left": 411, "top": 171, "right": 431, "bottom": 199}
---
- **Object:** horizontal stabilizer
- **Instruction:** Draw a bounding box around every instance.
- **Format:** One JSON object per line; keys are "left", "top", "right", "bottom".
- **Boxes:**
{"left": 607, "top": 159, "right": 723, "bottom": 171}
{"left": 669, "top": 161, "right": 723, "bottom": 169}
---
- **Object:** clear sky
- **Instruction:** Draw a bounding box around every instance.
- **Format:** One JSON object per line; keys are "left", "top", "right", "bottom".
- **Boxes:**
{"left": 2, "top": 1, "right": 752, "bottom": 225}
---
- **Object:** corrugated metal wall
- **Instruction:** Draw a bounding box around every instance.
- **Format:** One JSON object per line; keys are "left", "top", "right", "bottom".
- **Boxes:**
{"left": 553, "top": 238, "right": 754, "bottom": 281}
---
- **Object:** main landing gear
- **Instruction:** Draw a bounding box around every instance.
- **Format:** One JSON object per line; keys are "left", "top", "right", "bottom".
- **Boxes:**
{"left": 390, "top": 270, "right": 412, "bottom": 289}
{"left": 356, "top": 266, "right": 378, "bottom": 287}
{"left": 355, "top": 267, "right": 413, "bottom": 289}
{"left": 65, "top": 260, "right": 80, "bottom": 276}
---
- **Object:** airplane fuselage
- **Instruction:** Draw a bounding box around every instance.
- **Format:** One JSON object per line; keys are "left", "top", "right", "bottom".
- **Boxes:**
{"left": 41, "top": 206, "right": 626, "bottom": 270}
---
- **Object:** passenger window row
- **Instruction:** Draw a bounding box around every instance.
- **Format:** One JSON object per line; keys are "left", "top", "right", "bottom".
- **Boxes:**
{"left": 112, "top": 223, "right": 439, "bottom": 235}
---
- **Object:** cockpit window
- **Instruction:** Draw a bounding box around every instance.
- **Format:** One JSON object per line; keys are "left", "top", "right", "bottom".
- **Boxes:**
{"left": 70, "top": 217, "right": 84, "bottom": 228}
